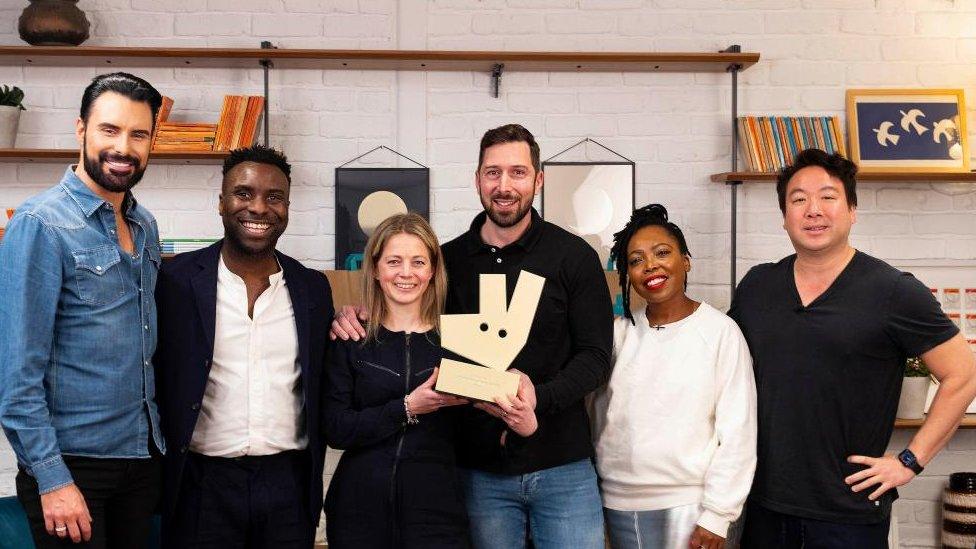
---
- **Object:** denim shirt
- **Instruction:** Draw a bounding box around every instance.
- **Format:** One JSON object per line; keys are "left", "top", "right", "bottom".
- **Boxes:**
{"left": 0, "top": 167, "right": 165, "bottom": 494}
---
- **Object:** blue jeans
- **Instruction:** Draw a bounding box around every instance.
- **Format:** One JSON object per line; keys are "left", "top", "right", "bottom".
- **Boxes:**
{"left": 459, "top": 459, "right": 604, "bottom": 549}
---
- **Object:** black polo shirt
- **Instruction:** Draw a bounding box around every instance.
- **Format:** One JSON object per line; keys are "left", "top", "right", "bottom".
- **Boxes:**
{"left": 729, "top": 251, "right": 958, "bottom": 524}
{"left": 442, "top": 208, "right": 612, "bottom": 475}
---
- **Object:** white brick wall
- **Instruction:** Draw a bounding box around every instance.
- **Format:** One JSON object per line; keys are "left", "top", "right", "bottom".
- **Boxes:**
{"left": 3, "top": 1, "right": 976, "bottom": 547}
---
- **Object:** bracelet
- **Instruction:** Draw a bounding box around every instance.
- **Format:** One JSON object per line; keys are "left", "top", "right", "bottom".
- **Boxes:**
{"left": 404, "top": 395, "right": 419, "bottom": 425}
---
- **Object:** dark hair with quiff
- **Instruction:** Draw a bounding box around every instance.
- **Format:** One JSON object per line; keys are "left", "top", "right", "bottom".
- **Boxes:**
{"left": 79, "top": 72, "right": 163, "bottom": 130}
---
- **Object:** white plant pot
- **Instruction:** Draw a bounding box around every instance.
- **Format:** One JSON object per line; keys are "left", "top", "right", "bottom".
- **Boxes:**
{"left": 0, "top": 105, "right": 21, "bottom": 148}
{"left": 897, "top": 377, "right": 931, "bottom": 420}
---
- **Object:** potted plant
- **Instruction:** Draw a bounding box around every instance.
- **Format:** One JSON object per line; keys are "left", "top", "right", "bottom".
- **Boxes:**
{"left": 0, "top": 85, "right": 26, "bottom": 148}
{"left": 896, "top": 357, "right": 932, "bottom": 420}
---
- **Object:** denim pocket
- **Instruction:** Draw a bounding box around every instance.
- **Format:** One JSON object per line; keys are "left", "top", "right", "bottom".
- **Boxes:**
{"left": 72, "top": 245, "right": 125, "bottom": 305}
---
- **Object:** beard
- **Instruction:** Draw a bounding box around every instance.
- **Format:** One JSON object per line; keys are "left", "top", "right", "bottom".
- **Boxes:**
{"left": 482, "top": 192, "right": 533, "bottom": 228}
{"left": 81, "top": 136, "right": 146, "bottom": 193}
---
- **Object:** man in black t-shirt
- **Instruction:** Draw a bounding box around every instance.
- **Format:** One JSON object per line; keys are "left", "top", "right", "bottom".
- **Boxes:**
{"left": 729, "top": 149, "right": 976, "bottom": 548}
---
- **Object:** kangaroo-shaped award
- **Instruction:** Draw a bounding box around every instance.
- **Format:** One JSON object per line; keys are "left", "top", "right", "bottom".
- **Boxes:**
{"left": 435, "top": 270, "right": 545, "bottom": 402}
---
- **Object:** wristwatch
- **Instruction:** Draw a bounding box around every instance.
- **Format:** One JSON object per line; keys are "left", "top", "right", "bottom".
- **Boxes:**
{"left": 897, "top": 448, "right": 924, "bottom": 475}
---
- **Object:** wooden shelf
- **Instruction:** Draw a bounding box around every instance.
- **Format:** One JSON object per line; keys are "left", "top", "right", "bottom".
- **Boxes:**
{"left": 711, "top": 171, "right": 976, "bottom": 183}
{"left": 0, "top": 148, "right": 228, "bottom": 164}
{"left": 0, "top": 46, "right": 759, "bottom": 72}
{"left": 895, "top": 414, "right": 976, "bottom": 429}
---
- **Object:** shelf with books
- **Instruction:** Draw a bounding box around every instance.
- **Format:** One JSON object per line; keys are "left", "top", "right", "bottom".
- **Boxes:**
{"left": 0, "top": 45, "right": 758, "bottom": 72}
{"left": 0, "top": 148, "right": 228, "bottom": 164}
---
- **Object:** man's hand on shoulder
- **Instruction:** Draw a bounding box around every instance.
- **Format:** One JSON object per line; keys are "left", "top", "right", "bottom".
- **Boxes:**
{"left": 330, "top": 305, "right": 368, "bottom": 341}
{"left": 40, "top": 483, "right": 92, "bottom": 543}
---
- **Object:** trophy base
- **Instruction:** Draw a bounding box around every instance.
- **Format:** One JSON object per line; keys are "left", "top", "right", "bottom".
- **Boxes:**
{"left": 435, "top": 358, "right": 520, "bottom": 403}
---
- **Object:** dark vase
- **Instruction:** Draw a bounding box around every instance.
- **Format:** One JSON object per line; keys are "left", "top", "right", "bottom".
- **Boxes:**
{"left": 18, "top": 0, "right": 90, "bottom": 46}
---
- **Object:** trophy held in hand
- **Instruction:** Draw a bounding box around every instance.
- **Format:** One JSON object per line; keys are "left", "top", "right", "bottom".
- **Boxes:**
{"left": 435, "top": 270, "right": 545, "bottom": 402}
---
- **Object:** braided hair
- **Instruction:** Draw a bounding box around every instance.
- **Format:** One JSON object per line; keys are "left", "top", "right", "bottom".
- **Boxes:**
{"left": 610, "top": 204, "right": 692, "bottom": 325}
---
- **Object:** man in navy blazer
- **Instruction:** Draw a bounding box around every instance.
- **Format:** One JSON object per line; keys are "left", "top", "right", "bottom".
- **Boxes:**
{"left": 153, "top": 145, "right": 333, "bottom": 548}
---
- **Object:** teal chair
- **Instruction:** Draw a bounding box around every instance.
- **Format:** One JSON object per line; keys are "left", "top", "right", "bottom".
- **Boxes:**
{"left": 0, "top": 496, "right": 159, "bottom": 549}
{"left": 0, "top": 496, "right": 34, "bottom": 549}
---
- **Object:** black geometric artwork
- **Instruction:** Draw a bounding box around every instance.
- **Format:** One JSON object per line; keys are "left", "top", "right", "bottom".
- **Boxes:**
{"left": 335, "top": 167, "right": 429, "bottom": 270}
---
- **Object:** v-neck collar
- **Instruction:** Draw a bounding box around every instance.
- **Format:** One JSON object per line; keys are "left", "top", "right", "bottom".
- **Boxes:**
{"left": 788, "top": 250, "right": 861, "bottom": 310}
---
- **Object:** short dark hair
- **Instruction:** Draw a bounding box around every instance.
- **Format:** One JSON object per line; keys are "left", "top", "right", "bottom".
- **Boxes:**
{"left": 478, "top": 124, "right": 541, "bottom": 173}
{"left": 609, "top": 203, "right": 691, "bottom": 325}
{"left": 222, "top": 145, "right": 292, "bottom": 188}
{"left": 79, "top": 72, "right": 163, "bottom": 129}
{"left": 776, "top": 148, "right": 858, "bottom": 214}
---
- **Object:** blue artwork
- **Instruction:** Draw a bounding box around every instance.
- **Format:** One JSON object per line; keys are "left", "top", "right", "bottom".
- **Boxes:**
{"left": 856, "top": 102, "right": 962, "bottom": 161}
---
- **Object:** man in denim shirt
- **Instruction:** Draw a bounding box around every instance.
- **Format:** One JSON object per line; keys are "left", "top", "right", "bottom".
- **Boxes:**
{"left": 0, "top": 72, "right": 165, "bottom": 548}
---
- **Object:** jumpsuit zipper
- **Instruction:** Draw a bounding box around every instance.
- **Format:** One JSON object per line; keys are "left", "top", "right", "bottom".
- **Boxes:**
{"left": 389, "top": 333, "right": 412, "bottom": 545}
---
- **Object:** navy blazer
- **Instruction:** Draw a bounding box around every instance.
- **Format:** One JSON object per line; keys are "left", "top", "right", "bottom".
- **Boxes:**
{"left": 153, "top": 241, "right": 333, "bottom": 524}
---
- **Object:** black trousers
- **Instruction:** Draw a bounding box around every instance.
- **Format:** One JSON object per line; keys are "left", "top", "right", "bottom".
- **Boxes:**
{"left": 16, "top": 455, "right": 161, "bottom": 549}
{"left": 163, "top": 450, "right": 314, "bottom": 549}
{"left": 740, "top": 502, "right": 890, "bottom": 549}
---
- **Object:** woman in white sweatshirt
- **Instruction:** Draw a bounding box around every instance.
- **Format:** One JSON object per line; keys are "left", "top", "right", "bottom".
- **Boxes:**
{"left": 590, "top": 204, "right": 757, "bottom": 549}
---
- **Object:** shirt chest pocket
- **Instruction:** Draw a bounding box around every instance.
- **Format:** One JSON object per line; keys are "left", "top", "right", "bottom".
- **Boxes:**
{"left": 72, "top": 246, "right": 125, "bottom": 305}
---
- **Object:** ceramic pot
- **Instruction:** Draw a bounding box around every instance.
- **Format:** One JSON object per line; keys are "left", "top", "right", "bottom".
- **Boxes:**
{"left": 0, "top": 105, "right": 21, "bottom": 148}
{"left": 18, "top": 0, "right": 90, "bottom": 46}
{"left": 942, "top": 472, "right": 976, "bottom": 549}
{"left": 896, "top": 377, "right": 930, "bottom": 420}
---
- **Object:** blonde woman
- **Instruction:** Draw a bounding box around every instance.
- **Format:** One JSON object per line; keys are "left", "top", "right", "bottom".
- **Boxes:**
{"left": 324, "top": 213, "right": 470, "bottom": 549}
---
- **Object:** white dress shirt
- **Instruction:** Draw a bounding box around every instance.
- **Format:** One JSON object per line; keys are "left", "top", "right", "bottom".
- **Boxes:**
{"left": 189, "top": 256, "right": 306, "bottom": 457}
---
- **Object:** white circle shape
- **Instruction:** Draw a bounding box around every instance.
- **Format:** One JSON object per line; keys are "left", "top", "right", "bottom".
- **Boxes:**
{"left": 358, "top": 190, "right": 408, "bottom": 236}
{"left": 569, "top": 188, "right": 613, "bottom": 236}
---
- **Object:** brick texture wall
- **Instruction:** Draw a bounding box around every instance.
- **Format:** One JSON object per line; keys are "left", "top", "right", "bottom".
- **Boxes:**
{"left": 2, "top": 1, "right": 976, "bottom": 546}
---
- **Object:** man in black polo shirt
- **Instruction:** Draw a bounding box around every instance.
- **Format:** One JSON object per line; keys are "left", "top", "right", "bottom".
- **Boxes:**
{"left": 332, "top": 124, "right": 612, "bottom": 548}
{"left": 729, "top": 148, "right": 976, "bottom": 548}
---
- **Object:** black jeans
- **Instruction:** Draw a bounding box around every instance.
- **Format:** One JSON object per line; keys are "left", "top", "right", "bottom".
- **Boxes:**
{"left": 16, "top": 455, "right": 161, "bottom": 549}
{"left": 740, "top": 502, "right": 890, "bottom": 549}
{"left": 163, "top": 450, "right": 314, "bottom": 549}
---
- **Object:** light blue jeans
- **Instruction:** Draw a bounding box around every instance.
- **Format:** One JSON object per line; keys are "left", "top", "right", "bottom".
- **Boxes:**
{"left": 459, "top": 459, "right": 605, "bottom": 549}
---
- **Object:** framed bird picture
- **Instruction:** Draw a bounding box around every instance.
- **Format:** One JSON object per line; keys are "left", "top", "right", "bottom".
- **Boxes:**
{"left": 846, "top": 89, "right": 970, "bottom": 173}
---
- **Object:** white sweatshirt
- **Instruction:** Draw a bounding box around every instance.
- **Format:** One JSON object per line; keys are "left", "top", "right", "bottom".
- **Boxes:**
{"left": 589, "top": 302, "right": 758, "bottom": 537}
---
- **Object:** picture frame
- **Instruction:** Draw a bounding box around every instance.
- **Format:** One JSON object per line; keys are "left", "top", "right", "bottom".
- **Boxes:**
{"left": 334, "top": 167, "right": 429, "bottom": 270}
{"left": 541, "top": 161, "right": 635, "bottom": 267}
{"left": 846, "top": 88, "right": 970, "bottom": 173}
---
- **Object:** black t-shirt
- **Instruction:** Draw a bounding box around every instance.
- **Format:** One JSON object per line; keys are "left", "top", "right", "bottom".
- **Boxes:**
{"left": 441, "top": 208, "right": 613, "bottom": 475}
{"left": 728, "top": 251, "right": 958, "bottom": 524}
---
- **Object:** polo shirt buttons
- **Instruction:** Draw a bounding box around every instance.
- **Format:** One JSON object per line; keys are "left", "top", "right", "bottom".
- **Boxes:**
{"left": 490, "top": 247, "right": 496, "bottom": 252}
{"left": 95, "top": 266, "right": 102, "bottom": 272}
{"left": 191, "top": 403, "right": 200, "bottom": 411}
{"left": 496, "top": 258, "right": 502, "bottom": 263}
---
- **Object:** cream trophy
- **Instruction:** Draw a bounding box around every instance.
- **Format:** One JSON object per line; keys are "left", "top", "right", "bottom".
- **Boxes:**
{"left": 435, "top": 270, "right": 545, "bottom": 402}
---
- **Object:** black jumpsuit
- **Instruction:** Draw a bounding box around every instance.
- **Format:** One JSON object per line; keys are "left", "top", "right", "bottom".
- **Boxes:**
{"left": 324, "top": 328, "right": 469, "bottom": 549}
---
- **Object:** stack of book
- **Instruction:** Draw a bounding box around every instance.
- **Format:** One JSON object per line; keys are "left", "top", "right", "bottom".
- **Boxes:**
{"left": 214, "top": 95, "right": 265, "bottom": 151}
{"left": 153, "top": 123, "right": 217, "bottom": 152}
{"left": 161, "top": 238, "right": 218, "bottom": 255}
{"left": 736, "top": 116, "right": 846, "bottom": 172}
